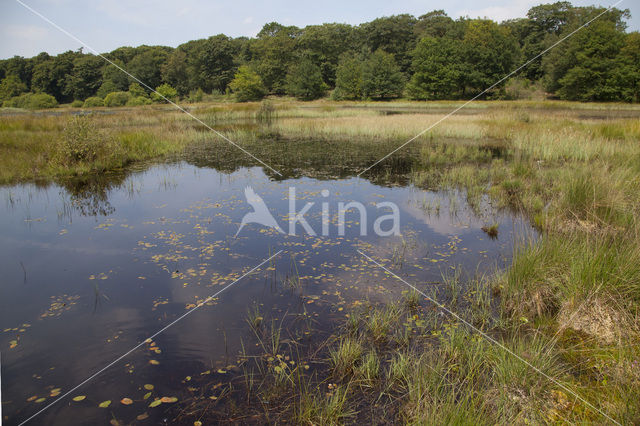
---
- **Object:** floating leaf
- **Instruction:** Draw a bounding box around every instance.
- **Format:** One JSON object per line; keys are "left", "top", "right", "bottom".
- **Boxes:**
{"left": 149, "top": 399, "right": 162, "bottom": 407}
{"left": 120, "top": 398, "right": 133, "bottom": 405}
{"left": 99, "top": 400, "right": 111, "bottom": 408}
{"left": 27, "top": 395, "right": 38, "bottom": 402}
{"left": 216, "top": 369, "right": 226, "bottom": 374}
{"left": 194, "top": 421, "right": 203, "bottom": 426}
{"left": 136, "top": 413, "right": 149, "bottom": 420}
{"left": 160, "top": 396, "right": 178, "bottom": 403}
{"left": 143, "top": 392, "right": 152, "bottom": 400}
{"left": 72, "top": 395, "right": 86, "bottom": 402}
{"left": 143, "top": 384, "right": 154, "bottom": 390}
{"left": 35, "top": 398, "right": 46, "bottom": 403}
{"left": 149, "top": 360, "right": 160, "bottom": 365}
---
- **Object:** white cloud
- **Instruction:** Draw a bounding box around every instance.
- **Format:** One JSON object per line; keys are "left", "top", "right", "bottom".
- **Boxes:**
{"left": 456, "top": 0, "right": 534, "bottom": 22}
{"left": 3, "top": 24, "right": 49, "bottom": 42}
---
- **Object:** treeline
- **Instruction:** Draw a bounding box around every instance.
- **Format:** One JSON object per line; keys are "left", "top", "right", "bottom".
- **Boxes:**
{"left": 1, "top": 1, "right": 638, "bottom": 108}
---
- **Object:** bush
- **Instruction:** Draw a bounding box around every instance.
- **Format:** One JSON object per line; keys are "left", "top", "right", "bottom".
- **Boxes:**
{"left": 2, "top": 92, "right": 58, "bottom": 109}
{"left": 96, "top": 80, "right": 119, "bottom": 99}
{"left": 128, "top": 82, "right": 148, "bottom": 98}
{"left": 151, "top": 83, "right": 178, "bottom": 103}
{"left": 83, "top": 97, "right": 104, "bottom": 107}
{"left": 229, "top": 66, "right": 266, "bottom": 102}
{"left": 104, "top": 91, "right": 131, "bottom": 107}
{"left": 126, "top": 96, "right": 152, "bottom": 106}
{"left": 187, "top": 88, "right": 204, "bottom": 103}
{"left": 71, "top": 100, "right": 84, "bottom": 108}
{"left": 58, "top": 115, "right": 102, "bottom": 164}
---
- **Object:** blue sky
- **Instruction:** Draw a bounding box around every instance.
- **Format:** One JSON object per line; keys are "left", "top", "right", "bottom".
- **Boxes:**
{"left": 1, "top": 0, "right": 638, "bottom": 59}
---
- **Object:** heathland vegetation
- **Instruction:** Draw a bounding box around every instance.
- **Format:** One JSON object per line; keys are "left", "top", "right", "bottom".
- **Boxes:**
{"left": 1, "top": 2, "right": 639, "bottom": 108}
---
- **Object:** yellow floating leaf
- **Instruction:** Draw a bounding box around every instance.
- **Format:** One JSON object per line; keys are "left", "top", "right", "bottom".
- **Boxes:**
{"left": 144, "top": 384, "right": 154, "bottom": 390}
{"left": 72, "top": 395, "right": 86, "bottom": 402}
{"left": 149, "top": 399, "right": 162, "bottom": 407}
{"left": 120, "top": 398, "right": 133, "bottom": 405}
{"left": 149, "top": 360, "right": 160, "bottom": 365}
{"left": 143, "top": 392, "right": 152, "bottom": 400}
{"left": 35, "top": 397, "right": 46, "bottom": 403}
{"left": 160, "top": 396, "right": 178, "bottom": 403}
{"left": 98, "top": 400, "right": 111, "bottom": 408}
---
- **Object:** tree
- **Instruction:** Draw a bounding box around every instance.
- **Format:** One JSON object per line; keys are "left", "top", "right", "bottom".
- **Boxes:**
{"left": 414, "top": 10, "right": 456, "bottom": 38}
{"left": 162, "top": 49, "right": 189, "bottom": 95}
{"left": 554, "top": 20, "right": 626, "bottom": 101}
{"left": 407, "top": 37, "right": 465, "bottom": 100}
{"left": 229, "top": 65, "right": 266, "bottom": 102}
{"left": 286, "top": 59, "right": 327, "bottom": 100}
{"left": 357, "top": 14, "right": 417, "bottom": 73}
{"left": 361, "top": 50, "right": 404, "bottom": 100}
{"left": 461, "top": 20, "right": 519, "bottom": 96}
{"left": 126, "top": 46, "right": 169, "bottom": 91}
{"left": 64, "top": 55, "right": 103, "bottom": 100}
{"left": 610, "top": 32, "right": 640, "bottom": 102}
{"left": 0, "top": 75, "right": 28, "bottom": 101}
{"left": 296, "top": 23, "right": 356, "bottom": 87}
{"left": 251, "top": 22, "right": 300, "bottom": 94}
{"left": 188, "top": 35, "right": 238, "bottom": 93}
{"left": 333, "top": 55, "right": 363, "bottom": 100}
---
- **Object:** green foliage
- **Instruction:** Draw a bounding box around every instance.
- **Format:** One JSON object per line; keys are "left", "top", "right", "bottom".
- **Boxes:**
{"left": 0, "top": 75, "right": 28, "bottom": 101}
{"left": 462, "top": 20, "right": 519, "bottom": 95}
{"left": 407, "top": 37, "right": 464, "bottom": 100}
{"left": 71, "top": 100, "right": 84, "bottom": 107}
{"left": 64, "top": 55, "right": 103, "bottom": 101}
{"left": 103, "top": 91, "right": 131, "bottom": 107}
{"left": 333, "top": 55, "right": 363, "bottom": 100}
{"left": 126, "top": 96, "right": 152, "bottom": 106}
{"left": 96, "top": 80, "right": 119, "bottom": 99}
{"left": 128, "top": 82, "right": 147, "bottom": 98}
{"left": 0, "top": 4, "right": 637, "bottom": 103}
{"left": 229, "top": 65, "right": 266, "bottom": 102}
{"left": 286, "top": 59, "right": 327, "bottom": 100}
{"left": 252, "top": 23, "right": 300, "bottom": 94}
{"left": 151, "top": 83, "right": 178, "bottom": 103}
{"left": 361, "top": 50, "right": 405, "bottom": 100}
{"left": 58, "top": 115, "right": 102, "bottom": 164}
{"left": 83, "top": 96, "right": 104, "bottom": 107}
{"left": 3, "top": 92, "right": 58, "bottom": 109}
{"left": 125, "top": 46, "right": 169, "bottom": 91}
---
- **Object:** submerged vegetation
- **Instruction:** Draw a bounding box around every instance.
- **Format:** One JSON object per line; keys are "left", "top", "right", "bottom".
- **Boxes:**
{"left": 2, "top": 99, "right": 640, "bottom": 423}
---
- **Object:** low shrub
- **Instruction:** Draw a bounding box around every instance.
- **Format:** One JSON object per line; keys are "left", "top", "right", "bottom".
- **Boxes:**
{"left": 2, "top": 92, "right": 58, "bottom": 109}
{"left": 126, "top": 96, "right": 152, "bottom": 106}
{"left": 104, "top": 91, "right": 131, "bottom": 107}
{"left": 83, "top": 97, "right": 104, "bottom": 107}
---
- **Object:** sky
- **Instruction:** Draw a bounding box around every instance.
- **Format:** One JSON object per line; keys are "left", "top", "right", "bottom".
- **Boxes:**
{"left": 1, "top": 0, "right": 638, "bottom": 59}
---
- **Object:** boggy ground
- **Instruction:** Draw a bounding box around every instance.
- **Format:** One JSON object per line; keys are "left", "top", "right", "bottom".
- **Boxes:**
{"left": 2, "top": 100, "right": 640, "bottom": 424}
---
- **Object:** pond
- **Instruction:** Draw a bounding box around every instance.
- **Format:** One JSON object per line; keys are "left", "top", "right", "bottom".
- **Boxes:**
{"left": 1, "top": 149, "right": 535, "bottom": 424}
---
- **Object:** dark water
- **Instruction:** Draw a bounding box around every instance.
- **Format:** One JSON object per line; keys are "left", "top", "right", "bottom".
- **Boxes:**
{"left": 1, "top": 159, "right": 534, "bottom": 425}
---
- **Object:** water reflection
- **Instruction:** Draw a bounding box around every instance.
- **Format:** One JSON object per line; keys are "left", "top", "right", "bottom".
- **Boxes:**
{"left": 0, "top": 158, "right": 535, "bottom": 425}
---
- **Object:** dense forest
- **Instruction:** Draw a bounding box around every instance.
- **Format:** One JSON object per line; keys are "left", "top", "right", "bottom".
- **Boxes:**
{"left": 1, "top": 1, "right": 638, "bottom": 108}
